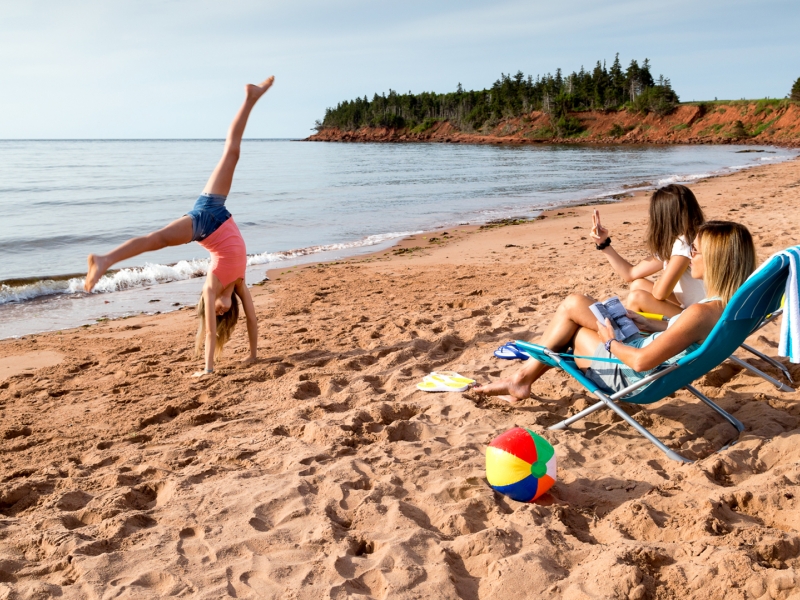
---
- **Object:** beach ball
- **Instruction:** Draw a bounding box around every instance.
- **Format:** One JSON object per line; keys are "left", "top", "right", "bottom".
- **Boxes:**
{"left": 486, "top": 427, "right": 556, "bottom": 503}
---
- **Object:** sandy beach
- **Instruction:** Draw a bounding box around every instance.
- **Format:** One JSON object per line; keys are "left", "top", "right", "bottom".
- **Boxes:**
{"left": 1, "top": 156, "right": 799, "bottom": 599}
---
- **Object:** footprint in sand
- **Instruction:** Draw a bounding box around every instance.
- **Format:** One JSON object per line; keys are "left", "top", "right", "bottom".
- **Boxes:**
{"left": 293, "top": 380, "right": 321, "bottom": 400}
{"left": 177, "top": 526, "right": 217, "bottom": 564}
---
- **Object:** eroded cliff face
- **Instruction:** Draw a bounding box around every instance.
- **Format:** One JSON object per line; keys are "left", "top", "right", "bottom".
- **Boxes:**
{"left": 307, "top": 103, "right": 800, "bottom": 147}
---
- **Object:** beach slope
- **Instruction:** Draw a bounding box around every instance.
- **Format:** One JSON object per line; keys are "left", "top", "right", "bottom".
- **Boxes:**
{"left": 1, "top": 158, "right": 800, "bottom": 598}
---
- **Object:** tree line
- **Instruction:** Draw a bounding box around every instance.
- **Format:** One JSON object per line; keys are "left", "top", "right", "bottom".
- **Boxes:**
{"left": 316, "top": 55, "right": 679, "bottom": 135}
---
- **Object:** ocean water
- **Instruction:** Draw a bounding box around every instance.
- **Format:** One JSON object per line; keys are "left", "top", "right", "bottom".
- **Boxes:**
{"left": 0, "top": 140, "right": 795, "bottom": 338}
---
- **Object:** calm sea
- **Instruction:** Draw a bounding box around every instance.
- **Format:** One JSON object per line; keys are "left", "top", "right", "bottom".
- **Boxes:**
{"left": 0, "top": 140, "right": 795, "bottom": 338}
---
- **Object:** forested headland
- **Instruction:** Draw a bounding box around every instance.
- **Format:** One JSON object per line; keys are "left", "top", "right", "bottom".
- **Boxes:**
{"left": 314, "top": 55, "right": 678, "bottom": 136}
{"left": 308, "top": 57, "right": 800, "bottom": 147}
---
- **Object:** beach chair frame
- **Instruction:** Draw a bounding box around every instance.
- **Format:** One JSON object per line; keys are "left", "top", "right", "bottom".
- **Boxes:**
{"left": 536, "top": 349, "right": 739, "bottom": 464}
{"left": 732, "top": 309, "right": 794, "bottom": 390}
{"left": 514, "top": 248, "right": 794, "bottom": 464}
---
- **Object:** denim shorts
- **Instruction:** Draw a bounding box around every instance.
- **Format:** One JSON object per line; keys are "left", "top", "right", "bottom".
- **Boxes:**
{"left": 186, "top": 194, "right": 232, "bottom": 242}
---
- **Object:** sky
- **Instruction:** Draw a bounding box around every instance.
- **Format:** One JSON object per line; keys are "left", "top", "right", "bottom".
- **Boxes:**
{"left": 1, "top": 0, "right": 798, "bottom": 139}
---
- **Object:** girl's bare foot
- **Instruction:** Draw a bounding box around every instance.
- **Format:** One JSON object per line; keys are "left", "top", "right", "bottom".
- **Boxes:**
{"left": 472, "top": 378, "right": 531, "bottom": 402}
{"left": 245, "top": 76, "right": 274, "bottom": 103}
{"left": 85, "top": 253, "right": 111, "bottom": 292}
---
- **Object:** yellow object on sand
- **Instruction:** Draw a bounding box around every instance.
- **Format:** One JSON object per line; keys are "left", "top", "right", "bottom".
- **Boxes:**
{"left": 416, "top": 372, "right": 475, "bottom": 392}
{"left": 636, "top": 311, "right": 670, "bottom": 321}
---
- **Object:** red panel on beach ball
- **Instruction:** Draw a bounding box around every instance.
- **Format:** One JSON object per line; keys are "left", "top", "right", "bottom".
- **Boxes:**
{"left": 488, "top": 426, "right": 538, "bottom": 464}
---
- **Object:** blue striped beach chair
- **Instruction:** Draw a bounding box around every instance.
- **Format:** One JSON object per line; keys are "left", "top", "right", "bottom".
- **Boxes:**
{"left": 515, "top": 247, "right": 794, "bottom": 463}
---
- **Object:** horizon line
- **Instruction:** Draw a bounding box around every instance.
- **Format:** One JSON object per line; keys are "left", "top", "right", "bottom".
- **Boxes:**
{"left": 0, "top": 137, "right": 301, "bottom": 142}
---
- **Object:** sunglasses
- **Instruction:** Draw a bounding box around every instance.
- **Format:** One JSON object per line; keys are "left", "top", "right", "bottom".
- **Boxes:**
{"left": 690, "top": 243, "right": 701, "bottom": 256}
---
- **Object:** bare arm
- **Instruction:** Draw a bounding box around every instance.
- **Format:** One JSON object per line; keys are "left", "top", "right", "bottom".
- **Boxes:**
{"left": 650, "top": 255, "right": 690, "bottom": 301}
{"left": 601, "top": 249, "right": 663, "bottom": 282}
{"left": 597, "top": 303, "right": 718, "bottom": 372}
{"left": 236, "top": 280, "right": 258, "bottom": 363}
{"left": 591, "top": 209, "right": 662, "bottom": 282}
{"left": 203, "top": 287, "right": 217, "bottom": 372}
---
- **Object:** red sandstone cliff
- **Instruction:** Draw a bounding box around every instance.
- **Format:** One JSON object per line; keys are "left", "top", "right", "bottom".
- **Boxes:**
{"left": 306, "top": 103, "right": 800, "bottom": 147}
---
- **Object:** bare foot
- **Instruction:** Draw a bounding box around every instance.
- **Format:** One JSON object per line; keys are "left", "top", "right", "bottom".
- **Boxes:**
{"left": 472, "top": 378, "right": 531, "bottom": 402}
{"left": 85, "top": 253, "right": 111, "bottom": 292}
{"left": 245, "top": 76, "right": 274, "bottom": 103}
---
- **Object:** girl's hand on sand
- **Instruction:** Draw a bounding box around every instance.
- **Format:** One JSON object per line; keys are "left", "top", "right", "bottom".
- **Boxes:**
{"left": 591, "top": 209, "right": 610, "bottom": 244}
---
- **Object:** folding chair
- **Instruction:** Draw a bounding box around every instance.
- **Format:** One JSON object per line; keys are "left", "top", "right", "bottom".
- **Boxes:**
{"left": 515, "top": 248, "right": 794, "bottom": 463}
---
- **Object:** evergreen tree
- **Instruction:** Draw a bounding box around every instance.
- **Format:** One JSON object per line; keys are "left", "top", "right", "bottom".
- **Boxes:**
{"left": 317, "top": 55, "right": 679, "bottom": 131}
{"left": 792, "top": 77, "right": 800, "bottom": 101}
{"left": 609, "top": 53, "right": 624, "bottom": 106}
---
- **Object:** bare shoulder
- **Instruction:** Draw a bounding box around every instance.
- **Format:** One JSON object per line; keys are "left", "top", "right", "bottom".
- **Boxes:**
{"left": 677, "top": 301, "right": 724, "bottom": 333}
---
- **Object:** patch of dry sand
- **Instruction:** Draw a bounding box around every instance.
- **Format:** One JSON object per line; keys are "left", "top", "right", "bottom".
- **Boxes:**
{"left": 0, "top": 157, "right": 799, "bottom": 599}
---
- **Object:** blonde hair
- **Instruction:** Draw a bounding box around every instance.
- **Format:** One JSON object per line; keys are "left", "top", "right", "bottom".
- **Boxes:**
{"left": 696, "top": 221, "right": 756, "bottom": 306}
{"left": 646, "top": 184, "right": 705, "bottom": 261}
{"left": 195, "top": 290, "right": 240, "bottom": 360}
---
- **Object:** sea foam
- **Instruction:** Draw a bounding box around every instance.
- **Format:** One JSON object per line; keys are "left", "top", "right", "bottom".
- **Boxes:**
{"left": 0, "top": 231, "right": 422, "bottom": 305}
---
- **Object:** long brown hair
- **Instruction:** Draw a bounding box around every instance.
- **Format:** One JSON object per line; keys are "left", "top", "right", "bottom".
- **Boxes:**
{"left": 195, "top": 289, "right": 240, "bottom": 359}
{"left": 696, "top": 221, "right": 756, "bottom": 306}
{"left": 646, "top": 184, "right": 705, "bottom": 261}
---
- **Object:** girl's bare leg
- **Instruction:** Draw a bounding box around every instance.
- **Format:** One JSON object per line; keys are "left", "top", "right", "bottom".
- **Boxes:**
{"left": 84, "top": 216, "right": 193, "bottom": 291}
{"left": 85, "top": 76, "right": 274, "bottom": 292}
{"left": 473, "top": 294, "right": 601, "bottom": 401}
{"left": 627, "top": 278, "right": 683, "bottom": 317}
{"left": 203, "top": 76, "right": 274, "bottom": 197}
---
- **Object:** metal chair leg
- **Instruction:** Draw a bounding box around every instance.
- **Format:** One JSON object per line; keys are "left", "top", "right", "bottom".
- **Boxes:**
{"left": 685, "top": 385, "right": 745, "bottom": 432}
{"left": 728, "top": 356, "right": 795, "bottom": 393}
{"left": 595, "top": 393, "right": 693, "bottom": 463}
{"left": 548, "top": 400, "right": 606, "bottom": 430}
{"left": 740, "top": 343, "right": 794, "bottom": 385}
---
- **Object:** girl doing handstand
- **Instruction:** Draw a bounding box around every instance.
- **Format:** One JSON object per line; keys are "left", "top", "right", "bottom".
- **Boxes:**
{"left": 84, "top": 76, "right": 275, "bottom": 377}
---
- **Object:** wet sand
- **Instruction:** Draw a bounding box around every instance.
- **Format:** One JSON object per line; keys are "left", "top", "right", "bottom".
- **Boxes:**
{"left": 1, "top": 157, "right": 799, "bottom": 599}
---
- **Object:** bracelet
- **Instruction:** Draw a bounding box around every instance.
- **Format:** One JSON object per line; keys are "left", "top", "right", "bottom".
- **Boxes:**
{"left": 604, "top": 339, "right": 615, "bottom": 354}
{"left": 595, "top": 236, "right": 612, "bottom": 250}
{"left": 205, "top": 368, "right": 214, "bottom": 374}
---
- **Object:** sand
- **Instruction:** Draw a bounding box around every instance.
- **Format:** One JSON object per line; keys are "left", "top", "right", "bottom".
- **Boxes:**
{"left": 1, "top": 156, "right": 800, "bottom": 599}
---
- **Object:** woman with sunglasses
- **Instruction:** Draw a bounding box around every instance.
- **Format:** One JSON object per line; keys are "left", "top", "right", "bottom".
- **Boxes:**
{"left": 592, "top": 184, "right": 706, "bottom": 319}
{"left": 474, "top": 221, "right": 756, "bottom": 402}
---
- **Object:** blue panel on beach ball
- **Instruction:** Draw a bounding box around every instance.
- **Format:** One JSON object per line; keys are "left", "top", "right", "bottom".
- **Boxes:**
{"left": 492, "top": 476, "right": 539, "bottom": 503}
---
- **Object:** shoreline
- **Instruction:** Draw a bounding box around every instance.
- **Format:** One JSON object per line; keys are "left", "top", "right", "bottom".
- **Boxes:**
{"left": 2, "top": 149, "right": 795, "bottom": 339}
{"left": 1, "top": 156, "right": 800, "bottom": 597}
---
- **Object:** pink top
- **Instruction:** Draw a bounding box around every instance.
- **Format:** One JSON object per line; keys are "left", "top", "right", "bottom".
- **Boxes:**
{"left": 198, "top": 217, "right": 247, "bottom": 287}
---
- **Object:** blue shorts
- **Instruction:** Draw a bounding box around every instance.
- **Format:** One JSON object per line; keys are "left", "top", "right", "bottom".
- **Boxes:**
{"left": 186, "top": 194, "right": 232, "bottom": 242}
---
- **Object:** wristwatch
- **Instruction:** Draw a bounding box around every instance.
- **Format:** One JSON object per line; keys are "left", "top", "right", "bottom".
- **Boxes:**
{"left": 604, "top": 339, "right": 614, "bottom": 353}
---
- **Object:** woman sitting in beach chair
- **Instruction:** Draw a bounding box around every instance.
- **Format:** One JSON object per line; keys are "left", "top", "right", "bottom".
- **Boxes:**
{"left": 83, "top": 76, "right": 275, "bottom": 377}
{"left": 474, "top": 221, "right": 756, "bottom": 402}
{"left": 592, "top": 184, "right": 706, "bottom": 318}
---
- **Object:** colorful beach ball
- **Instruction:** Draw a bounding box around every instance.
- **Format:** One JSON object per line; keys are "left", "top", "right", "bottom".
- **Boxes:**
{"left": 485, "top": 427, "right": 557, "bottom": 503}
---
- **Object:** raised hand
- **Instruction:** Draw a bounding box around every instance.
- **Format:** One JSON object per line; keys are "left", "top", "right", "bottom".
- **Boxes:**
{"left": 590, "top": 209, "right": 610, "bottom": 244}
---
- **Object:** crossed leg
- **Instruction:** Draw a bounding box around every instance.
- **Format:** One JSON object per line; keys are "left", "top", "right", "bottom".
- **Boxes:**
{"left": 473, "top": 293, "right": 603, "bottom": 402}
{"left": 626, "top": 278, "right": 683, "bottom": 318}
{"left": 84, "top": 76, "right": 275, "bottom": 292}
